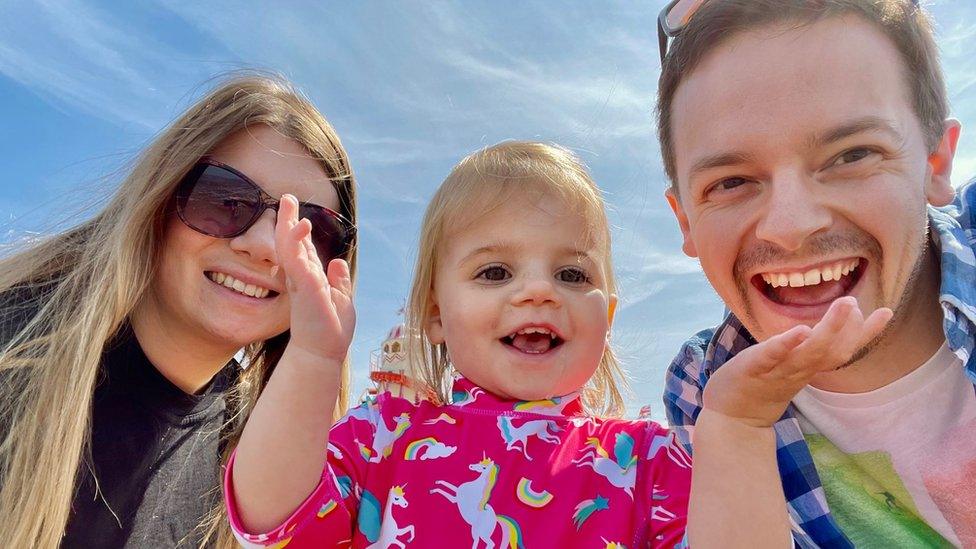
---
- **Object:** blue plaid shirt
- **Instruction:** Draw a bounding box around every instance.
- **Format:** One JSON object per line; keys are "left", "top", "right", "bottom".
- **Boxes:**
{"left": 662, "top": 179, "right": 976, "bottom": 548}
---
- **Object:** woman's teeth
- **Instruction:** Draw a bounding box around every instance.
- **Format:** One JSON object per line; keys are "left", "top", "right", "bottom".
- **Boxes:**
{"left": 207, "top": 272, "right": 271, "bottom": 298}
{"left": 761, "top": 258, "right": 860, "bottom": 289}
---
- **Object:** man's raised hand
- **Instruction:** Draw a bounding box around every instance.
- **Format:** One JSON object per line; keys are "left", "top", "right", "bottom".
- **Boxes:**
{"left": 703, "top": 296, "right": 892, "bottom": 427}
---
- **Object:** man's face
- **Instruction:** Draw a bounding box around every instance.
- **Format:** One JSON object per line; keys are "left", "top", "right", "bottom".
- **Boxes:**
{"left": 667, "top": 16, "right": 957, "bottom": 347}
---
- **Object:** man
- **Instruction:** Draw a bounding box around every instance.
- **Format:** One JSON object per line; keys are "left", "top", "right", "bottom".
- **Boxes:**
{"left": 656, "top": 0, "right": 974, "bottom": 547}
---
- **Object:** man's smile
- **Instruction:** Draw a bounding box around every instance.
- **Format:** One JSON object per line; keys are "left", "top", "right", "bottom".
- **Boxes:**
{"left": 752, "top": 257, "right": 866, "bottom": 307}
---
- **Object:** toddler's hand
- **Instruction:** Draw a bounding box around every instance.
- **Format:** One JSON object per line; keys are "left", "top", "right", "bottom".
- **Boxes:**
{"left": 274, "top": 195, "right": 355, "bottom": 364}
{"left": 702, "top": 296, "right": 891, "bottom": 427}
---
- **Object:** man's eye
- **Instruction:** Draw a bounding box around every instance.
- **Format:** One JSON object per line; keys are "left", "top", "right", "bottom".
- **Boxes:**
{"left": 833, "top": 148, "right": 876, "bottom": 166}
{"left": 703, "top": 177, "right": 751, "bottom": 198}
{"left": 476, "top": 265, "right": 510, "bottom": 282}
{"left": 556, "top": 267, "right": 589, "bottom": 285}
{"left": 716, "top": 177, "right": 747, "bottom": 191}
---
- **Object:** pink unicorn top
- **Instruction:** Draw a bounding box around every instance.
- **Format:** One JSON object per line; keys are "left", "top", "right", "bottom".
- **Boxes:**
{"left": 225, "top": 377, "right": 691, "bottom": 548}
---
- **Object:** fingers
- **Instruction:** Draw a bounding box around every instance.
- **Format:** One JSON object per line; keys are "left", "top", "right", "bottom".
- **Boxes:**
{"left": 738, "top": 325, "right": 811, "bottom": 375}
{"left": 861, "top": 307, "right": 893, "bottom": 343}
{"left": 791, "top": 297, "right": 892, "bottom": 375}
{"left": 275, "top": 195, "right": 328, "bottom": 292}
{"left": 327, "top": 259, "right": 353, "bottom": 297}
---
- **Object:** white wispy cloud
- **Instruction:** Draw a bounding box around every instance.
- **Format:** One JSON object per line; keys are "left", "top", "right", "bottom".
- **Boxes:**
{"left": 0, "top": 0, "right": 221, "bottom": 129}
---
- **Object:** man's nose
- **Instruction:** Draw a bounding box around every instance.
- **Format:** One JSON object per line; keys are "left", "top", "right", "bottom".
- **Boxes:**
{"left": 755, "top": 170, "right": 832, "bottom": 252}
{"left": 228, "top": 208, "right": 278, "bottom": 266}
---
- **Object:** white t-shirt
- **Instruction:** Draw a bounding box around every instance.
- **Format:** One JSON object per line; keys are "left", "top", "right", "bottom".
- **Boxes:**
{"left": 793, "top": 342, "right": 976, "bottom": 548}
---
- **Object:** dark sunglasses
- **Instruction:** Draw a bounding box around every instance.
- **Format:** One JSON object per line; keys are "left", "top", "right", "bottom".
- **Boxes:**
{"left": 175, "top": 159, "right": 356, "bottom": 264}
{"left": 657, "top": 0, "right": 921, "bottom": 64}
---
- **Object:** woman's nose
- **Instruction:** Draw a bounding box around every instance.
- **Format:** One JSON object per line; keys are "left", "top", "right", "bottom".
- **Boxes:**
{"left": 228, "top": 208, "right": 278, "bottom": 265}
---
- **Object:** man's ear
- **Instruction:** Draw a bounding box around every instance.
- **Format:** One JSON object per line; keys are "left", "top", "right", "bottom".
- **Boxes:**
{"left": 665, "top": 188, "right": 698, "bottom": 258}
{"left": 425, "top": 295, "right": 444, "bottom": 345}
{"left": 926, "top": 119, "right": 962, "bottom": 207}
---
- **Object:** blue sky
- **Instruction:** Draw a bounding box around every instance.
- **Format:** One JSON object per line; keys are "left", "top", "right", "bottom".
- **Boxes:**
{"left": 2, "top": 1, "right": 974, "bottom": 420}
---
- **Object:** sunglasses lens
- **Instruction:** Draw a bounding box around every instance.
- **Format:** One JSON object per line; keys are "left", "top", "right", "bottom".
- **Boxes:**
{"left": 178, "top": 164, "right": 261, "bottom": 237}
{"left": 666, "top": 0, "right": 707, "bottom": 32}
{"left": 301, "top": 205, "right": 353, "bottom": 263}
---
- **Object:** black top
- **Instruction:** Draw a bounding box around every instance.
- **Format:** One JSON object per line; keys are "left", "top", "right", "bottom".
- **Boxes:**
{"left": 61, "top": 326, "right": 234, "bottom": 548}
{"left": 0, "top": 286, "right": 236, "bottom": 547}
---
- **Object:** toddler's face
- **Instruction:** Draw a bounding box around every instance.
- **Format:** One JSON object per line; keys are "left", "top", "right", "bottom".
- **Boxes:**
{"left": 426, "top": 194, "right": 615, "bottom": 401}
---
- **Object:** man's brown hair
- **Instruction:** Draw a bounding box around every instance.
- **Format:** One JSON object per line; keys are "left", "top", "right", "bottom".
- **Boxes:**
{"left": 656, "top": 0, "right": 948, "bottom": 189}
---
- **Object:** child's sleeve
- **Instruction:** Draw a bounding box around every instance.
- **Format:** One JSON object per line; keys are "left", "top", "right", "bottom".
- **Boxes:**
{"left": 224, "top": 401, "right": 378, "bottom": 548}
{"left": 644, "top": 424, "right": 693, "bottom": 549}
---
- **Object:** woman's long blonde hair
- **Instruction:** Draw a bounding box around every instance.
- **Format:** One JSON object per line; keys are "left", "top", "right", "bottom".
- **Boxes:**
{"left": 406, "top": 141, "right": 626, "bottom": 417}
{"left": 0, "top": 74, "right": 357, "bottom": 548}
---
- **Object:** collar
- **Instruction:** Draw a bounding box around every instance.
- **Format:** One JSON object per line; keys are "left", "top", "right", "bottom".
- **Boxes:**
{"left": 702, "top": 185, "right": 976, "bottom": 379}
{"left": 98, "top": 324, "right": 234, "bottom": 423}
{"left": 449, "top": 376, "right": 584, "bottom": 416}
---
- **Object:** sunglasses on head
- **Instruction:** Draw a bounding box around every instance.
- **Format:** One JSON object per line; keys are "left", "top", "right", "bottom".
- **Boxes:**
{"left": 175, "top": 159, "right": 356, "bottom": 265}
{"left": 657, "top": 0, "right": 922, "bottom": 63}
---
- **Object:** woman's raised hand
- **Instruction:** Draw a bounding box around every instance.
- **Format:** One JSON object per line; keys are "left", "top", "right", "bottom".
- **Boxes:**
{"left": 274, "top": 194, "right": 356, "bottom": 365}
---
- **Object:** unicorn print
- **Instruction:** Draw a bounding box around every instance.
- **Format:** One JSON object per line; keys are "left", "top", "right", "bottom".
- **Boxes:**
{"left": 573, "top": 432, "right": 637, "bottom": 498}
{"left": 430, "top": 456, "right": 525, "bottom": 549}
{"left": 357, "top": 486, "right": 416, "bottom": 549}
{"left": 497, "top": 416, "right": 561, "bottom": 461}
{"left": 647, "top": 431, "right": 692, "bottom": 469}
{"left": 367, "top": 412, "right": 412, "bottom": 463}
{"left": 451, "top": 385, "right": 485, "bottom": 407}
{"left": 334, "top": 399, "right": 379, "bottom": 430}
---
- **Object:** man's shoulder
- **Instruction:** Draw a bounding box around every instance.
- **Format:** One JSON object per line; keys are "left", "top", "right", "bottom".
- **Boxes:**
{"left": 950, "top": 178, "right": 976, "bottom": 233}
{"left": 666, "top": 327, "right": 717, "bottom": 377}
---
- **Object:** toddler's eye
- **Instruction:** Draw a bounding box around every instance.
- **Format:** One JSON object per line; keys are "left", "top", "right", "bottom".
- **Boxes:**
{"left": 476, "top": 265, "right": 511, "bottom": 282}
{"left": 556, "top": 267, "right": 590, "bottom": 285}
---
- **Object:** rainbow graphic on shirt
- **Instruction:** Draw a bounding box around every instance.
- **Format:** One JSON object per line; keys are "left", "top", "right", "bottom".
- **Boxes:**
{"left": 516, "top": 477, "right": 553, "bottom": 508}
{"left": 355, "top": 439, "right": 373, "bottom": 462}
{"left": 317, "top": 499, "right": 338, "bottom": 519}
{"left": 403, "top": 436, "right": 457, "bottom": 460}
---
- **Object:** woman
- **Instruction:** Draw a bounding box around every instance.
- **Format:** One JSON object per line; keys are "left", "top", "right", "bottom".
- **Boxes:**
{"left": 0, "top": 74, "right": 357, "bottom": 548}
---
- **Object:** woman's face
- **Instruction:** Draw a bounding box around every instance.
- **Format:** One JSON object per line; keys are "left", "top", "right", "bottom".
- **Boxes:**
{"left": 146, "top": 125, "right": 341, "bottom": 352}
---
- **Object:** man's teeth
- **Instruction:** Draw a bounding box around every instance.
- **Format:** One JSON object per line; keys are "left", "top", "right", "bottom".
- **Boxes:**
{"left": 208, "top": 272, "right": 271, "bottom": 298}
{"left": 761, "top": 259, "right": 860, "bottom": 289}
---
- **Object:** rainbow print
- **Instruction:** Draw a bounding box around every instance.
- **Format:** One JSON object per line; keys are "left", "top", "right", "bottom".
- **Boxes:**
{"left": 497, "top": 514, "right": 526, "bottom": 549}
{"left": 403, "top": 436, "right": 457, "bottom": 460}
{"left": 516, "top": 477, "right": 553, "bottom": 508}
{"left": 513, "top": 398, "right": 559, "bottom": 412}
{"left": 317, "top": 499, "right": 337, "bottom": 519}
{"left": 357, "top": 440, "right": 374, "bottom": 461}
{"left": 404, "top": 437, "right": 437, "bottom": 460}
